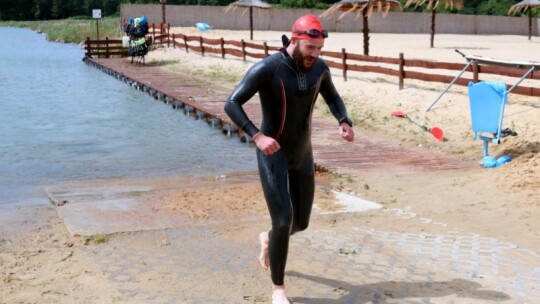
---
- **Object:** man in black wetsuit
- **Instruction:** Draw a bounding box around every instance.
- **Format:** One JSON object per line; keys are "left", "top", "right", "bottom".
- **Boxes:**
{"left": 224, "top": 14, "right": 354, "bottom": 304}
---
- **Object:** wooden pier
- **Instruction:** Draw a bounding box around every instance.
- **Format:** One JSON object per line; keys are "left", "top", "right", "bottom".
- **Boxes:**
{"left": 85, "top": 57, "right": 469, "bottom": 175}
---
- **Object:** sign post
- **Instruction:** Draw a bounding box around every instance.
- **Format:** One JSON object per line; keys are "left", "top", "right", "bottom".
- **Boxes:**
{"left": 93, "top": 9, "right": 102, "bottom": 41}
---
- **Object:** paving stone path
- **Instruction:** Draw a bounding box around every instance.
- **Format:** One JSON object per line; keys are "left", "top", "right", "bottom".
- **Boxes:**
{"left": 78, "top": 215, "right": 540, "bottom": 303}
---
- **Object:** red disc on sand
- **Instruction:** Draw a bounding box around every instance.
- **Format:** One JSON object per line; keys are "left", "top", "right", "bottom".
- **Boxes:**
{"left": 431, "top": 127, "right": 444, "bottom": 141}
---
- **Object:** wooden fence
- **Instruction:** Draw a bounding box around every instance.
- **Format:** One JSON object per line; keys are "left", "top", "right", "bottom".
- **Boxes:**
{"left": 84, "top": 23, "right": 170, "bottom": 59}
{"left": 84, "top": 37, "right": 127, "bottom": 58}
{"left": 167, "top": 33, "right": 539, "bottom": 98}
{"left": 85, "top": 28, "right": 540, "bottom": 98}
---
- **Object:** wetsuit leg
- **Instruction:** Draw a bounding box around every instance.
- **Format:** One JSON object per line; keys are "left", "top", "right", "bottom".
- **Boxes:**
{"left": 289, "top": 151, "right": 315, "bottom": 235}
{"left": 256, "top": 149, "right": 292, "bottom": 286}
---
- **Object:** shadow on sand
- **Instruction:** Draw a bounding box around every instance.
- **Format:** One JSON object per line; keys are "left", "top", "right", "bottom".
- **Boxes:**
{"left": 287, "top": 270, "right": 510, "bottom": 304}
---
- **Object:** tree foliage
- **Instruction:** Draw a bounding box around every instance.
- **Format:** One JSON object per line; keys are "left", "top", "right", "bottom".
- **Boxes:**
{"left": 400, "top": 0, "right": 539, "bottom": 17}
{"left": 0, "top": 0, "right": 538, "bottom": 21}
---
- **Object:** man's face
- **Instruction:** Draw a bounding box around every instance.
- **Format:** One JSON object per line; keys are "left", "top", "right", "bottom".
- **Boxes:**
{"left": 292, "top": 38, "right": 324, "bottom": 72}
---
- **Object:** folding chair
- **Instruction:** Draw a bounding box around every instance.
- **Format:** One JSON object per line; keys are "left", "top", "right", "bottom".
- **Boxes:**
{"left": 467, "top": 81, "right": 508, "bottom": 157}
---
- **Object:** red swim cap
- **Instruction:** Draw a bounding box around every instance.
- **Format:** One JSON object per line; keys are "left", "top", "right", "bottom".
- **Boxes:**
{"left": 291, "top": 14, "right": 326, "bottom": 40}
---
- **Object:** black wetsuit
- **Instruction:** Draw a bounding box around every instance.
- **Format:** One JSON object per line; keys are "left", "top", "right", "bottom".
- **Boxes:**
{"left": 224, "top": 49, "right": 349, "bottom": 285}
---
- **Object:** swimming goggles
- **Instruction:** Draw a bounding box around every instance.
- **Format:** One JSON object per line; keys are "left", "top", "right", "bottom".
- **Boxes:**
{"left": 293, "top": 29, "right": 328, "bottom": 38}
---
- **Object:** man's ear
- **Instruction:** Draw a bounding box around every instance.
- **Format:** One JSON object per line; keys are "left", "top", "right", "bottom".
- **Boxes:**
{"left": 281, "top": 35, "right": 290, "bottom": 47}
{"left": 289, "top": 37, "right": 298, "bottom": 46}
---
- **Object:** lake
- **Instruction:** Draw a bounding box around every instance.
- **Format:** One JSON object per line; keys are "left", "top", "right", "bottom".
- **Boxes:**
{"left": 0, "top": 27, "right": 256, "bottom": 206}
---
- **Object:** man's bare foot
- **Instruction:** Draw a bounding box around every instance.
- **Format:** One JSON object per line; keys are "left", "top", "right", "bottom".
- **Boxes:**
{"left": 259, "top": 231, "right": 269, "bottom": 271}
{"left": 272, "top": 286, "right": 291, "bottom": 304}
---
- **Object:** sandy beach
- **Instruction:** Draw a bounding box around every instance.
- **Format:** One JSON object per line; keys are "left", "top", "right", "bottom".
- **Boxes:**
{"left": 1, "top": 29, "right": 538, "bottom": 303}
{"left": 145, "top": 28, "right": 539, "bottom": 248}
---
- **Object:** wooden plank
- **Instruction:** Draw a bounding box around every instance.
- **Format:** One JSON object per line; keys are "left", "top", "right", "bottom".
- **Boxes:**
{"left": 87, "top": 57, "right": 470, "bottom": 175}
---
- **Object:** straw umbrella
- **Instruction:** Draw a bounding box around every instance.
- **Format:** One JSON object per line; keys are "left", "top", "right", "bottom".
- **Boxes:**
{"left": 320, "top": 0, "right": 402, "bottom": 56}
{"left": 224, "top": 0, "right": 272, "bottom": 40}
{"left": 509, "top": 0, "right": 540, "bottom": 40}
{"left": 404, "top": 0, "right": 463, "bottom": 48}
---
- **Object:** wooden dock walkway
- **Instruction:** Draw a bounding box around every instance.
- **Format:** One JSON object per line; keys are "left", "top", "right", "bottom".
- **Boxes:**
{"left": 85, "top": 57, "right": 469, "bottom": 175}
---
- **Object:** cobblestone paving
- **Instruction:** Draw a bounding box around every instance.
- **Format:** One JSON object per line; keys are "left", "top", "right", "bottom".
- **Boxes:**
{"left": 80, "top": 217, "right": 540, "bottom": 304}
{"left": 289, "top": 227, "right": 539, "bottom": 304}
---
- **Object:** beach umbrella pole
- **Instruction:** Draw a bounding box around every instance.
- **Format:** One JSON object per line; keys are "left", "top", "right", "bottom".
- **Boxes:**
{"left": 250, "top": 7, "right": 254, "bottom": 40}
{"left": 431, "top": 10, "right": 436, "bottom": 48}
{"left": 363, "top": 10, "right": 369, "bottom": 55}
{"left": 529, "top": 9, "right": 532, "bottom": 40}
{"left": 224, "top": 0, "right": 271, "bottom": 41}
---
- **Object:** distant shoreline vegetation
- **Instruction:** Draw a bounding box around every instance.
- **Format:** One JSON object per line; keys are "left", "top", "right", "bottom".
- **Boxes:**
{"left": 1, "top": 0, "right": 538, "bottom": 44}
{"left": 0, "top": 16, "right": 123, "bottom": 44}
{"left": 1, "top": 0, "right": 538, "bottom": 22}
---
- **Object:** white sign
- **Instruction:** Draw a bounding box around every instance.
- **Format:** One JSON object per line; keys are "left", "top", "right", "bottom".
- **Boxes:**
{"left": 92, "top": 9, "right": 102, "bottom": 19}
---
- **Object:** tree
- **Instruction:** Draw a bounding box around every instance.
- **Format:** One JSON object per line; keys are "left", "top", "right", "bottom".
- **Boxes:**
{"left": 0, "top": 0, "right": 533, "bottom": 21}
{"left": 478, "top": 0, "right": 516, "bottom": 16}
{"left": 103, "top": 0, "right": 120, "bottom": 15}
{"left": 71, "top": 0, "right": 87, "bottom": 16}
{"left": 0, "top": 0, "right": 34, "bottom": 20}
{"left": 51, "top": 0, "right": 64, "bottom": 19}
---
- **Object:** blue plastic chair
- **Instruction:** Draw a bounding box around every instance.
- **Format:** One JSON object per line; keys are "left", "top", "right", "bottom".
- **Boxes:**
{"left": 468, "top": 81, "right": 508, "bottom": 157}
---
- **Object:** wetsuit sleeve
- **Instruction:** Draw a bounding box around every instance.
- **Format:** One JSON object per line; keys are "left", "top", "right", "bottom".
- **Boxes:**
{"left": 224, "top": 62, "right": 267, "bottom": 137}
{"left": 319, "top": 65, "right": 349, "bottom": 123}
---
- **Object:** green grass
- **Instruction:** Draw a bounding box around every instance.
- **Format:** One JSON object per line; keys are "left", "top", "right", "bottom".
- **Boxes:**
{"left": 83, "top": 233, "right": 109, "bottom": 245}
{"left": 206, "top": 63, "right": 245, "bottom": 83}
{"left": 0, "top": 16, "right": 124, "bottom": 44}
{"left": 149, "top": 59, "right": 181, "bottom": 66}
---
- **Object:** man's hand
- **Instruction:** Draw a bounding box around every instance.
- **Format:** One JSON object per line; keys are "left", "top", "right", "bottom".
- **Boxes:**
{"left": 253, "top": 132, "right": 281, "bottom": 155}
{"left": 339, "top": 123, "right": 354, "bottom": 142}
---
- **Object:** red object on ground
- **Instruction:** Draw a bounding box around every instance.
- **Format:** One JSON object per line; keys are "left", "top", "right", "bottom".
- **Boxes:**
{"left": 392, "top": 110, "right": 444, "bottom": 141}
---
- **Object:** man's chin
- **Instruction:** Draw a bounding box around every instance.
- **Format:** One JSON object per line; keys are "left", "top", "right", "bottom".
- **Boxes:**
{"left": 301, "top": 60, "right": 315, "bottom": 72}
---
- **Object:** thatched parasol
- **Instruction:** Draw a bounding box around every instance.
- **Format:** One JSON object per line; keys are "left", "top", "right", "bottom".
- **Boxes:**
{"left": 404, "top": 0, "right": 463, "bottom": 48}
{"left": 320, "top": 0, "right": 402, "bottom": 56}
{"left": 224, "top": 0, "right": 272, "bottom": 40}
{"left": 509, "top": 0, "right": 540, "bottom": 40}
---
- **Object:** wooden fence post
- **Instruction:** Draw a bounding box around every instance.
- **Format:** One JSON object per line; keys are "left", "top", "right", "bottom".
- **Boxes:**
{"left": 152, "top": 23, "right": 156, "bottom": 37}
{"left": 199, "top": 36, "right": 204, "bottom": 56}
{"left": 241, "top": 39, "right": 246, "bottom": 62}
{"left": 264, "top": 42, "right": 269, "bottom": 57}
{"left": 472, "top": 61, "right": 479, "bottom": 83}
{"left": 221, "top": 38, "right": 225, "bottom": 59}
{"left": 172, "top": 33, "right": 175, "bottom": 48}
{"left": 166, "top": 24, "right": 170, "bottom": 47}
{"left": 85, "top": 37, "right": 90, "bottom": 58}
{"left": 341, "top": 48, "right": 347, "bottom": 81}
{"left": 105, "top": 37, "right": 110, "bottom": 58}
{"left": 399, "top": 53, "right": 405, "bottom": 90}
{"left": 183, "top": 34, "right": 188, "bottom": 53}
{"left": 97, "top": 37, "right": 101, "bottom": 58}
